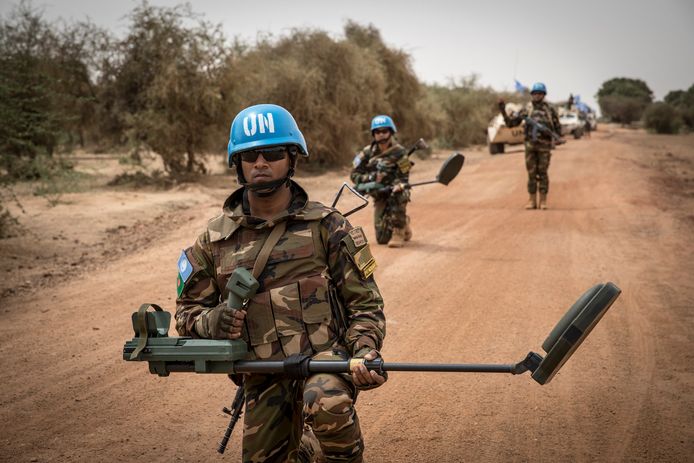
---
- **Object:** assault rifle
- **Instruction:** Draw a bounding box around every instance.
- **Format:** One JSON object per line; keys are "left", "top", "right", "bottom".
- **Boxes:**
{"left": 523, "top": 116, "right": 565, "bottom": 145}
{"left": 124, "top": 269, "right": 621, "bottom": 452}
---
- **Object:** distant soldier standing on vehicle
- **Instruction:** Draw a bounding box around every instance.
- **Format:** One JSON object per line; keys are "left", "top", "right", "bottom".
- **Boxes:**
{"left": 350, "top": 115, "right": 412, "bottom": 247}
{"left": 499, "top": 82, "right": 563, "bottom": 210}
{"left": 175, "top": 104, "right": 386, "bottom": 463}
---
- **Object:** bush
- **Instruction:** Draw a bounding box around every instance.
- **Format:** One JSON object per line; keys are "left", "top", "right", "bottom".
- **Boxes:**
{"left": 426, "top": 76, "right": 504, "bottom": 148}
{"left": 664, "top": 84, "right": 694, "bottom": 130}
{"left": 597, "top": 77, "right": 653, "bottom": 124}
{"left": 220, "top": 23, "right": 433, "bottom": 167}
{"left": 643, "top": 102, "right": 682, "bottom": 134}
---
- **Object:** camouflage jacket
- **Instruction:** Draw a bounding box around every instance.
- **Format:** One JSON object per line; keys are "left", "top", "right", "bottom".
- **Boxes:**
{"left": 350, "top": 142, "right": 411, "bottom": 198}
{"left": 504, "top": 101, "right": 561, "bottom": 149}
{"left": 175, "top": 182, "right": 385, "bottom": 360}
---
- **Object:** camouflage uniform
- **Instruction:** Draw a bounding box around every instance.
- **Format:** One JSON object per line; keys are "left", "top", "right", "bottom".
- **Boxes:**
{"left": 176, "top": 181, "right": 385, "bottom": 463}
{"left": 350, "top": 142, "right": 411, "bottom": 244}
{"left": 504, "top": 101, "right": 561, "bottom": 194}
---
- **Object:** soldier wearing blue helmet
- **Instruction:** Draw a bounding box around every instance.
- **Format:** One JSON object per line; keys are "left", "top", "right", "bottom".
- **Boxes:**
{"left": 176, "top": 104, "right": 387, "bottom": 462}
{"left": 499, "top": 83, "right": 564, "bottom": 209}
{"left": 350, "top": 115, "right": 413, "bottom": 247}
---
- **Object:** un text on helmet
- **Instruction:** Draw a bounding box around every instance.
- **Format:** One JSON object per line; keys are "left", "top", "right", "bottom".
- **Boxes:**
{"left": 243, "top": 113, "right": 275, "bottom": 137}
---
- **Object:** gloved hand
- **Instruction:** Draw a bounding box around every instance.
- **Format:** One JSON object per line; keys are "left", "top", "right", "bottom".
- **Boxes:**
{"left": 498, "top": 98, "right": 506, "bottom": 113}
{"left": 350, "top": 349, "right": 387, "bottom": 390}
{"left": 194, "top": 303, "right": 246, "bottom": 339}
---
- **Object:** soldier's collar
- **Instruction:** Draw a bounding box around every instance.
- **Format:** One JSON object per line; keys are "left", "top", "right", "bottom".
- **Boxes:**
{"left": 222, "top": 182, "right": 309, "bottom": 230}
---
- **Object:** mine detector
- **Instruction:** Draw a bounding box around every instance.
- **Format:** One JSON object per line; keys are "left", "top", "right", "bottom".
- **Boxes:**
{"left": 122, "top": 155, "right": 621, "bottom": 453}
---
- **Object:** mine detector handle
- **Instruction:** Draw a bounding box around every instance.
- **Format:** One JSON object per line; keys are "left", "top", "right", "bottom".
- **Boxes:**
{"left": 227, "top": 351, "right": 543, "bottom": 376}
{"left": 362, "top": 152, "right": 466, "bottom": 194}
{"left": 217, "top": 268, "right": 259, "bottom": 455}
{"left": 154, "top": 351, "right": 543, "bottom": 377}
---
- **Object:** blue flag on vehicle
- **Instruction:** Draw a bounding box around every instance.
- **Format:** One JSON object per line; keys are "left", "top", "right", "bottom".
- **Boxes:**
{"left": 514, "top": 79, "right": 527, "bottom": 94}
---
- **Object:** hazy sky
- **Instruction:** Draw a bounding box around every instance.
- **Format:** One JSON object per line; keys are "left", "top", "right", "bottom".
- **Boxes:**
{"left": 2, "top": 0, "right": 693, "bottom": 112}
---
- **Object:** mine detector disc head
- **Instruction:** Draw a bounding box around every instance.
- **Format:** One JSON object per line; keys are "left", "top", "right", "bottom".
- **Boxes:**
{"left": 437, "top": 153, "right": 465, "bottom": 185}
{"left": 532, "top": 282, "right": 621, "bottom": 385}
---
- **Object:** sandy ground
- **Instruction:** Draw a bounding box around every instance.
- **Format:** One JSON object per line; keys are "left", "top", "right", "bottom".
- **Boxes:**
{"left": 1, "top": 126, "right": 693, "bottom": 462}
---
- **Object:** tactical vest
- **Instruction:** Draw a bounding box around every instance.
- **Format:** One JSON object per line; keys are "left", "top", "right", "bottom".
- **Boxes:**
{"left": 206, "top": 202, "right": 339, "bottom": 361}
{"left": 525, "top": 102, "right": 556, "bottom": 143}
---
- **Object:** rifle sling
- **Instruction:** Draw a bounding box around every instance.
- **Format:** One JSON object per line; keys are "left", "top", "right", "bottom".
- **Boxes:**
{"left": 252, "top": 220, "right": 287, "bottom": 280}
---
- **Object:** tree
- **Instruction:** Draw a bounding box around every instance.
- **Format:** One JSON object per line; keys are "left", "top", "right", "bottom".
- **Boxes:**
{"left": 664, "top": 84, "right": 694, "bottom": 129}
{"left": 596, "top": 77, "right": 653, "bottom": 124}
{"left": 0, "top": 1, "right": 62, "bottom": 167}
{"left": 108, "top": 2, "right": 228, "bottom": 174}
{"left": 643, "top": 102, "right": 681, "bottom": 134}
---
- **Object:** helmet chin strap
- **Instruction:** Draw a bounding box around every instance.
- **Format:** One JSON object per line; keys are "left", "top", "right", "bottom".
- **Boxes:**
{"left": 236, "top": 155, "right": 296, "bottom": 198}
{"left": 373, "top": 131, "right": 393, "bottom": 147}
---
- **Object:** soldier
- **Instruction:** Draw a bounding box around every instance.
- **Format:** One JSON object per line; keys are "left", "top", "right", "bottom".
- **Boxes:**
{"left": 350, "top": 115, "right": 412, "bottom": 247}
{"left": 175, "top": 104, "right": 386, "bottom": 463}
{"left": 499, "top": 82, "right": 564, "bottom": 210}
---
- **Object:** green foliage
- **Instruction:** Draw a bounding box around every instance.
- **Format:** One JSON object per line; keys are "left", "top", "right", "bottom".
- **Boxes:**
{"left": 664, "top": 84, "right": 694, "bottom": 129}
{"left": 426, "top": 76, "right": 503, "bottom": 148}
{"left": 0, "top": 2, "right": 62, "bottom": 161}
{"left": 596, "top": 77, "right": 654, "bottom": 124}
{"left": 0, "top": 2, "right": 534, "bottom": 175}
{"left": 643, "top": 102, "right": 682, "bottom": 134}
{"left": 105, "top": 3, "right": 229, "bottom": 174}
{"left": 220, "top": 22, "right": 433, "bottom": 166}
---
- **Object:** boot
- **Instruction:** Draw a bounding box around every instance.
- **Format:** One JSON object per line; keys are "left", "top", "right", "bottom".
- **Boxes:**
{"left": 525, "top": 193, "right": 537, "bottom": 210}
{"left": 388, "top": 228, "right": 405, "bottom": 248}
{"left": 403, "top": 216, "right": 413, "bottom": 242}
{"left": 539, "top": 193, "right": 548, "bottom": 210}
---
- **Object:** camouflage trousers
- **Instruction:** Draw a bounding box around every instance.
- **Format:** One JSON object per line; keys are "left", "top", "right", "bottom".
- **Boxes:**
{"left": 374, "top": 192, "right": 408, "bottom": 236}
{"left": 242, "top": 351, "right": 363, "bottom": 463}
{"left": 524, "top": 145, "right": 552, "bottom": 194}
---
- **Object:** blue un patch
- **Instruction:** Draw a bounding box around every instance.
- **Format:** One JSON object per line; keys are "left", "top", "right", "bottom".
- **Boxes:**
{"left": 177, "top": 250, "right": 193, "bottom": 283}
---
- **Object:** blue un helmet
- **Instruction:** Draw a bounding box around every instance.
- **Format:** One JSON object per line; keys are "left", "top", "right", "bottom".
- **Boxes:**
{"left": 370, "top": 115, "right": 397, "bottom": 134}
{"left": 530, "top": 82, "right": 547, "bottom": 94}
{"left": 227, "top": 104, "right": 308, "bottom": 167}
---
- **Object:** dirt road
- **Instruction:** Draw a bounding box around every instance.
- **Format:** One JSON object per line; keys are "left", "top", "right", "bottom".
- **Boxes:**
{"left": 1, "top": 126, "right": 692, "bottom": 462}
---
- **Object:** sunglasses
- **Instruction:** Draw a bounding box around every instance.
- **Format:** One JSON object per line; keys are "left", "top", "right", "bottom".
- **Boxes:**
{"left": 239, "top": 147, "right": 289, "bottom": 163}
{"left": 373, "top": 128, "right": 391, "bottom": 135}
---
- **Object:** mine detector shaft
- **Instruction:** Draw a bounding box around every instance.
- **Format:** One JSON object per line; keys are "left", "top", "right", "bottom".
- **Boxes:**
{"left": 124, "top": 259, "right": 621, "bottom": 454}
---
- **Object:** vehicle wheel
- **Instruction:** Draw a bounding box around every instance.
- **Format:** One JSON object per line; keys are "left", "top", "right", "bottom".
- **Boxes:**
{"left": 489, "top": 143, "right": 499, "bottom": 155}
{"left": 376, "top": 226, "right": 392, "bottom": 245}
{"left": 573, "top": 129, "right": 583, "bottom": 139}
{"left": 497, "top": 143, "right": 505, "bottom": 154}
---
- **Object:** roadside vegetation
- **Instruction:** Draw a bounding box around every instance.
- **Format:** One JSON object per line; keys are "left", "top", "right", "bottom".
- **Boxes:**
{"left": 0, "top": 1, "right": 691, "bottom": 196}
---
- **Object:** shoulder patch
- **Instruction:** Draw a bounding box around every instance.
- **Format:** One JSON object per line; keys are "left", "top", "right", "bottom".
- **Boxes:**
{"left": 348, "top": 226, "right": 367, "bottom": 248}
{"left": 397, "top": 156, "right": 411, "bottom": 174}
{"left": 177, "top": 249, "right": 194, "bottom": 296}
{"left": 342, "top": 226, "right": 376, "bottom": 279}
